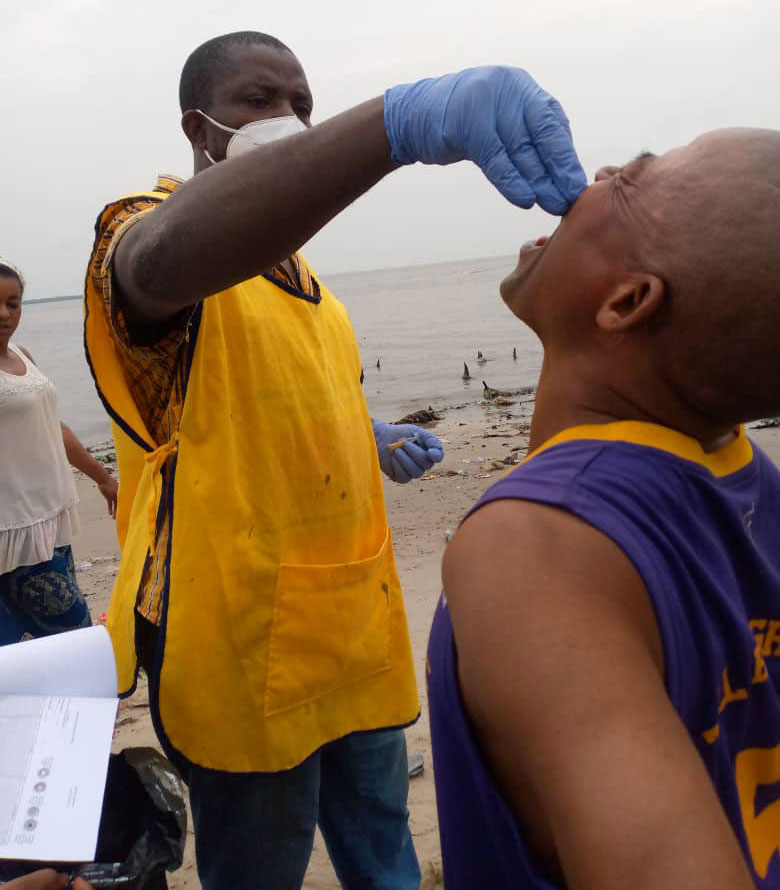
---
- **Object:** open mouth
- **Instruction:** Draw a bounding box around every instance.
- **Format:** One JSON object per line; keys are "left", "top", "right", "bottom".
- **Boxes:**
{"left": 520, "top": 235, "right": 550, "bottom": 257}
{"left": 515, "top": 235, "right": 551, "bottom": 276}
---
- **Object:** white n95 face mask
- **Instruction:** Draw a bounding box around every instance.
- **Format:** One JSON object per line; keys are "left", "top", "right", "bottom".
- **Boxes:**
{"left": 197, "top": 110, "right": 308, "bottom": 163}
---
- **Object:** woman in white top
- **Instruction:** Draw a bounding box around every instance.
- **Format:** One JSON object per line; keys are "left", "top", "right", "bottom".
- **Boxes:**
{"left": 0, "top": 258, "right": 118, "bottom": 645}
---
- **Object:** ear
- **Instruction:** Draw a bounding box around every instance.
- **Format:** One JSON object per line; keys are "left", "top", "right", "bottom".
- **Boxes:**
{"left": 595, "top": 274, "right": 666, "bottom": 332}
{"left": 181, "top": 110, "right": 207, "bottom": 151}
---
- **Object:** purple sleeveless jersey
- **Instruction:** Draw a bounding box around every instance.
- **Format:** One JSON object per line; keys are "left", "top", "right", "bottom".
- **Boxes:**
{"left": 428, "top": 423, "right": 780, "bottom": 888}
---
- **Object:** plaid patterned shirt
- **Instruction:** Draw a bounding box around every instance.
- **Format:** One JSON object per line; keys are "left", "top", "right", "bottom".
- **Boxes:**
{"left": 91, "top": 174, "right": 319, "bottom": 625}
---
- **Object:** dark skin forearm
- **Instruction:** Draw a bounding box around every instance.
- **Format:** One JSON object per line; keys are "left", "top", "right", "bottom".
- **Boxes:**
{"left": 115, "top": 97, "right": 396, "bottom": 325}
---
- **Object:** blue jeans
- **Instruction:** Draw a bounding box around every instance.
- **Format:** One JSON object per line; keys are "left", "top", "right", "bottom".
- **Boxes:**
{"left": 181, "top": 729, "right": 420, "bottom": 890}
{"left": 0, "top": 545, "right": 91, "bottom": 645}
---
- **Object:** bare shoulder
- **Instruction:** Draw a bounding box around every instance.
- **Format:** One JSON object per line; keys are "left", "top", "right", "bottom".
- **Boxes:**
{"left": 443, "top": 497, "right": 662, "bottom": 657}
{"left": 17, "top": 345, "right": 35, "bottom": 364}
{"left": 441, "top": 497, "right": 753, "bottom": 888}
{"left": 442, "top": 495, "right": 667, "bottom": 741}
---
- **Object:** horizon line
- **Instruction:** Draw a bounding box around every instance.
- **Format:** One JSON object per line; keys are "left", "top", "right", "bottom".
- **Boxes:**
{"left": 24, "top": 252, "right": 516, "bottom": 305}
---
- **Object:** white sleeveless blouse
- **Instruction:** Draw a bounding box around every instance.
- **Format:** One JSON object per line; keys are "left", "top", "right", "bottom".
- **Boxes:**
{"left": 0, "top": 344, "right": 79, "bottom": 574}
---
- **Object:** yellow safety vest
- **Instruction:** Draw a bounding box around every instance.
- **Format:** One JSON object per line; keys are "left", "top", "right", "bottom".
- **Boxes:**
{"left": 84, "top": 191, "right": 419, "bottom": 772}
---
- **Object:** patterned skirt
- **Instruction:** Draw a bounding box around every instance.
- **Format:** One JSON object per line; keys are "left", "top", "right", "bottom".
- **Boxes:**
{"left": 0, "top": 544, "right": 91, "bottom": 646}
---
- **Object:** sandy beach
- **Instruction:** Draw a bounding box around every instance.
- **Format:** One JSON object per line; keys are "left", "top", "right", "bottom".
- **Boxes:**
{"left": 68, "top": 402, "right": 780, "bottom": 890}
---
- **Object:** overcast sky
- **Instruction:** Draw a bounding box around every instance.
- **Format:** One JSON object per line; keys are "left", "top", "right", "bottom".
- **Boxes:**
{"left": 2, "top": 0, "right": 778, "bottom": 299}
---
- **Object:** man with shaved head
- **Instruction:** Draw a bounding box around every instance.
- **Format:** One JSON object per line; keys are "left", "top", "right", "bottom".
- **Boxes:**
{"left": 428, "top": 129, "right": 780, "bottom": 889}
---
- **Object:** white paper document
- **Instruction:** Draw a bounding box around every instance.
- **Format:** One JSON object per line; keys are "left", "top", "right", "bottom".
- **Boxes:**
{"left": 0, "top": 627, "right": 118, "bottom": 862}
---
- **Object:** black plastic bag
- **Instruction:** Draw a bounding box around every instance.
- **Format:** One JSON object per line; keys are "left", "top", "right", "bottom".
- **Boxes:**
{"left": 1, "top": 748, "right": 186, "bottom": 890}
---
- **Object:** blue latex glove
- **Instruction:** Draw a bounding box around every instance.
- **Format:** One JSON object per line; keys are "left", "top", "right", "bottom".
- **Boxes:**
{"left": 372, "top": 420, "right": 445, "bottom": 484}
{"left": 384, "top": 66, "right": 587, "bottom": 214}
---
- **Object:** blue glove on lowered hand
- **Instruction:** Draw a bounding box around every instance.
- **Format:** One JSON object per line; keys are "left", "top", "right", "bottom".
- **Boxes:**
{"left": 372, "top": 420, "right": 444, "bottom": 484}
{"left": 384, "top": 66, "right": 587, "bottom": 214}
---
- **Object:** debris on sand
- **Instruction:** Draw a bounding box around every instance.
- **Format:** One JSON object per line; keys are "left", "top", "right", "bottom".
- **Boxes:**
{"left": 87, "top": 440, "right": 117, "bottom": 467}
{"left": 395, "top": 406, "right": 443, "bottom": 425}
{"left": 420, "top": 861, "right": 445, "bottom": 890}
{"left": 482, "top": 381, "right": 515, "bottom": 400}
{"left": 481, "top": 381, "right": 537, "bottom": 403}
{"left": 408, "top": 752, "right": 425, "bottom": 778}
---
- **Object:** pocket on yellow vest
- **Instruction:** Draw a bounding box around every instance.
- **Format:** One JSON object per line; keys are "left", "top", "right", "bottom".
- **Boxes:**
{"left": 264, "top": 528, "right": 395, "bottom": 716}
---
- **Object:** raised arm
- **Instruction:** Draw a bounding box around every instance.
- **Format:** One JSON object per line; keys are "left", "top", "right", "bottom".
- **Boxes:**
{"left": 114, "top": 98, "right": 393, "bottom": 325}
{"left": 443, "top": 499, "right": 755, "bottom": 890}
{"left": 114, "top": 67, "right": 586, "bottom": 326}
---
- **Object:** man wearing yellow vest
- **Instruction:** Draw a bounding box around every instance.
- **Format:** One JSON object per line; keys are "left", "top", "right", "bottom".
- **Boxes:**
{"left": 84, "top": 30, "right": 586, "bottom": 890}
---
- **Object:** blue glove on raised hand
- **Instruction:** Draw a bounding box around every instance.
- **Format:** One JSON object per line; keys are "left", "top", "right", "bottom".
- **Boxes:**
{"left": 372, "top": 420, "right": 445, "bottom": 484}
{"left": 384, "top": 66, "right": 587, "bottom": 214}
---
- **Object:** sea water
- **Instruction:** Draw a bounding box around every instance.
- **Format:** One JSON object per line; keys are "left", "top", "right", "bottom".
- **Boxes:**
{"left": 17, "top": 255, "right": 542, "bottom": 444}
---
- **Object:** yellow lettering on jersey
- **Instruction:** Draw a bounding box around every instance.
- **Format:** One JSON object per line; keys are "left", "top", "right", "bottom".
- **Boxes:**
{"left": 762, "top": 620, "right": 780, "bottom": 657}
{"left": 754, "top": 652, "right": 770, "bottom": 684}
{"left": 719, "top": 667, "right": 748, "bottom": 714}
{"left": 701, "top": 617, "right": 776, "bottom": 745}
{"left": 751, "top": 618, "right": 768, "bottom": 638}
{"left": 750, "top": 620, "right": 770, "bottom": 683}
{"left": 736, "top": 745, "right": 780, "bottom": 879}
{"left": 702, "top": 723, "right": 720, "bottom": 744}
